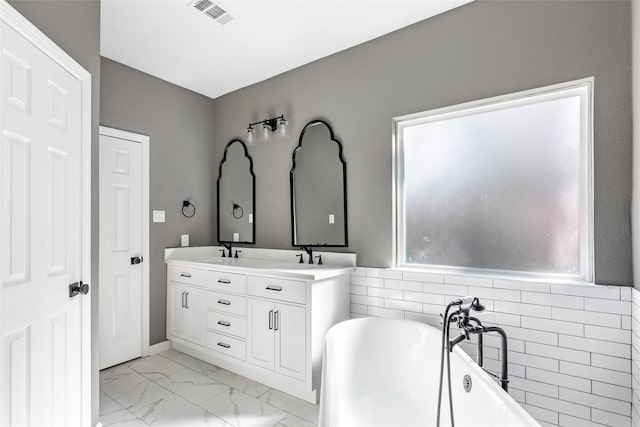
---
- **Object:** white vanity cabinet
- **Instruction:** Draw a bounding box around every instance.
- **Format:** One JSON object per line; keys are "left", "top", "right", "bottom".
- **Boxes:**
{"left": 247, "top": 275, "right": 307, "bottom": 381}
{"left": 168, "top": 282, "right": 206, "bottom": 345}
{"left": 247, "top": 297, "right": 306, "bottom": 381}
{"left": 165, "top": 252, "right": 352, "bottom": 404}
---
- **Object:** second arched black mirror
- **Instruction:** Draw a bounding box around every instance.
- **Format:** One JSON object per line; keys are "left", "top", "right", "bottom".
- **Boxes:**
{"left": 290, "top": 120, "right": 347, "bottom": 247}
{"left": 217, "top": 139, "right": 255, "bottom": 244}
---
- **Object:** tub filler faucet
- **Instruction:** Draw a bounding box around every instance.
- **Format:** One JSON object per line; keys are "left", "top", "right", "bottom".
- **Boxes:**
{"left": 448, "top": 301, "right": 509, "bottom": 392}
{"left": 437, "top": 296, "right": 510, "bottom": 427}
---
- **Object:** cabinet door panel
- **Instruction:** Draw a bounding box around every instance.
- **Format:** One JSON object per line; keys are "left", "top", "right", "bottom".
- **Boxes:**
{"left": 275, "top": 303, "right": 306, "bottom": 381}
{"left": 168, "top": 282, "right": 188, "bottom": 339}
{"left": 186, "top": 287, "right": 205, "bottom": 344}
{"left": 247, "top": 298, "right": 274, "bottom": 370}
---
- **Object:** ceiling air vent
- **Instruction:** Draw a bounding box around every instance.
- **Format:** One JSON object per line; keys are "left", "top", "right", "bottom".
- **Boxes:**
{"left": 189, "top": 0, "right": 235, "bottom": 25}
{"left": 194, "top": 0, "right": 212, "bottom": 11}
{"left": 205, "top": 5, "right": 225, "bottom": 20}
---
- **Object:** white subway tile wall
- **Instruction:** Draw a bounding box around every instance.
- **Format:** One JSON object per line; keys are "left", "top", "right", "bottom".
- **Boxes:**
{"left": 351, "top": 268, "right": 633, "bottom": 427}
{"left": 631, "top": 288, "right": 640, "bottom": 427}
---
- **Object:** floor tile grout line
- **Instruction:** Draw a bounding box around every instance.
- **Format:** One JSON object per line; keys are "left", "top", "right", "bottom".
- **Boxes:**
{"left": 104, "top": 365, "right": 234, "bottom": 427}
{"left": 102, "top": 350, "right": 320, "bottom": 426}
{"left": 166, "top": 355, "right": 313, "bottom": 425}
{"left": 98, "top": 393, "right": 150, "bottom": 427}
{"left": 131, "top": 360, "right": 237, "bottom": 421}
{"left": 134, "top": 352, "right": 289, "bottom": 426}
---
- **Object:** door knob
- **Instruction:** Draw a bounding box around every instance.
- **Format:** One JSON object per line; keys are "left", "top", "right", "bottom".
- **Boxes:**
{"left": 131, "top": 256, "right": 143, "bottom": 265}
{"left": 69, "top": 281, "right": 89, "bottom": 298}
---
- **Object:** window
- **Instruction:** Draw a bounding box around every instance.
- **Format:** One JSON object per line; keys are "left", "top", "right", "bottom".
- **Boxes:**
{"left": 394, "top": 79, "right": 593, "bottom": 282}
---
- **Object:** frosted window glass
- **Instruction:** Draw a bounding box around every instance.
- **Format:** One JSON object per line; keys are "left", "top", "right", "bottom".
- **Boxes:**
{"left": 398, "top": 87, "right": 591, "bottom": 279}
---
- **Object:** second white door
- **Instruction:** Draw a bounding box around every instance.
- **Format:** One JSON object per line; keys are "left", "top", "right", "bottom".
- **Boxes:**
{"left": 99, "top": 130, "right": 143, "bottom": 369}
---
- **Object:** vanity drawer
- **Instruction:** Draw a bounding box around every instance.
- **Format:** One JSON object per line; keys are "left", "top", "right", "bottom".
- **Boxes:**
{"left": 247, "top": 276, "right": 306, "bottom": 305}
{"left": 206, "top": 291, "right": 246, "bottom": 316}
{"left": 207, "top": 331, "right": 245, "bottom": 360}
{"left": 169, "top": 266, "right": 246, "bottom": 293}
{"left": 207, "top": 311, "right": 246, "bottom": 338}
{"left": 168, "top": 265, "right": 213, "bottom": 287}
{"left": 210, "top": 271, "right": 246, "bottom": 294}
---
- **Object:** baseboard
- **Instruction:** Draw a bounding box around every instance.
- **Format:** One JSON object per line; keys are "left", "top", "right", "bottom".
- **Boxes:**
{"left": 147, "top": 340, "right": 171, "bottom": 355}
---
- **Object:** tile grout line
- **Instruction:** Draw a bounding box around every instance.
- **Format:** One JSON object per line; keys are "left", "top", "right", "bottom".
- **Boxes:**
{"left": 104, "top": 350, "right": 320, "bottom": 426}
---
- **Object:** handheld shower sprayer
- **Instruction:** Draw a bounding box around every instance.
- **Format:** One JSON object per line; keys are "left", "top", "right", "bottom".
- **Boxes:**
{"left": 453, "top": 296, "right": 485, "bottom": 312}
{"left": 456, "top": 296, "right": 474, "bottom": 305}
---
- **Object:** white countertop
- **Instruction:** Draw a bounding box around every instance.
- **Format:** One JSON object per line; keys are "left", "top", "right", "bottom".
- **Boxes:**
{"left": 165, "top": 246, "right": 356, "bottom": 281}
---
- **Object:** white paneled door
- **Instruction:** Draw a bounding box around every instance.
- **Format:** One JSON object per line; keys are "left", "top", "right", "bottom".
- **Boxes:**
{"left": 0, "top": 6, "right": 91, "bottom": 427}
{"left": 99, "top": 130, "right": 143, "bottom": 369}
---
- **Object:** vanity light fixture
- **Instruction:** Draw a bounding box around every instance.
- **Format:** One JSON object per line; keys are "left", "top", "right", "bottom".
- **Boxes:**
{"left": 246, "top": 115, "right": 289, "bottom": 145}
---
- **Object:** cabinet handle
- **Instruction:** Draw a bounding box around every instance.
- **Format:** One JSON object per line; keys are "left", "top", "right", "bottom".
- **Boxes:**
{"left": 217, "top": 320, "right": 231, "bottom": 327}
{"left": 274, "top": 310, "right": 279, "bottom": 331}
{"left": 269, "top": 309, "right": 273, "bottom": 330}
{"left": 266, "top": 285, "right": 283, "bottom": 292}
{"left": 180, "top": 272, "right": 192, "bottom": 278}
{"left": 218, "top": 299, "right": 231, "bottom": 306}
{"left": 181, "top": 291, "right": 186, "bottom": 308}
{"left": 218, "top": 279, "right": 231, "bottom": 284}
{"left": 185, "top": 292, "right": 189, "bottom": 309}
{"left": 217, "top": 342, "right": 231, "bottom": 349}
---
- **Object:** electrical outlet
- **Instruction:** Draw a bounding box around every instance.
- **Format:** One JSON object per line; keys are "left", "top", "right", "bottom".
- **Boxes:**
{"left": 329, "top": 214, "right": 335, "bottom": 224}
{"left": 249, "top": 213, "right": 253, "bottom": 224}
{"left": 233, "top": 233, "right": 240, "bottom": 242}
{"left": 181, "top": 234, "right": 189, "bottom": 247}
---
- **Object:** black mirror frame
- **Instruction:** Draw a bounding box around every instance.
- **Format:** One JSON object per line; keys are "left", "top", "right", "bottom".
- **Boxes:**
{"left": 290, "top": 119, "right": 348, "bottom": 248}
{"left": 217, "top": 138, "right": 256, "bottom": 244}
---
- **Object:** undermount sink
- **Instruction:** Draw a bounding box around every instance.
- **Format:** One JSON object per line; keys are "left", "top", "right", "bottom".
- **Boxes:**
{"left": 269, "top": 263, "right": 320, "bottom": 269}
{"left": 192, "top": 257, "right": 228, "bottom": 263}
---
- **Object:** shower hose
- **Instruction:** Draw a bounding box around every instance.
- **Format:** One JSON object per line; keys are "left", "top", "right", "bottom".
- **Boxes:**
{"left": 436, "top": 302, "right": 457, "bottom": 427}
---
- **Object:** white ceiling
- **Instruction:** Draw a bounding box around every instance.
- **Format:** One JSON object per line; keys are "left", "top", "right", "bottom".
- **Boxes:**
{"left": 101, "top": 0, "right": 472, "bottom": 100}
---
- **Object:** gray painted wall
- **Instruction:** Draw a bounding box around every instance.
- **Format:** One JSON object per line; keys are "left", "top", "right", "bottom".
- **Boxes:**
{"left": 6, "top": 0, "right": 101, "bottom": 423}
{"left": 633, "top": 0, "right": 640, "bottom": 289}
{"left": 100, "top": 57, "right": 217, "bottom": 345}
{"left": 213, "top": 0, "right": 633, "bottom": 286}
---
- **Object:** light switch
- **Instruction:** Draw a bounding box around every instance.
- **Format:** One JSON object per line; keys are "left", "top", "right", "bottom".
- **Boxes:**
{"left": 249, "top": 213, "right": 253, "bottom": 224}
{"left": 153, "top": 210, "right": 165, "bottom": 223}
{"left": 181, "top": 234, "right": 189, "bottom": 247}
{"left": 233, "top": 233, "right": 240, "bottom": 242}
{"left": 329, "top": 214, "right": 335, "bottom": 224}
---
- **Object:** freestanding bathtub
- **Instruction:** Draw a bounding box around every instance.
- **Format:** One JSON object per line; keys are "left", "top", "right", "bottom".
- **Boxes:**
{"left": 319, "top": 317, "right": 539, "bottom": 427}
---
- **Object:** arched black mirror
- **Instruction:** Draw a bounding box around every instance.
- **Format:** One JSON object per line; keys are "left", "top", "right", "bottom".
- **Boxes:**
{"left": 217, "top": 139, "right": 255, "bottom": 244}
{"left": 290, "top": 120, "right": 347, "bottom": 247}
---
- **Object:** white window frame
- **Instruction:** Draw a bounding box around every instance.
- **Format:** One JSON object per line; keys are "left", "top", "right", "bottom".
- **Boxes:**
{"left": 393, "top": 78, "right": 594, "bottom": 283}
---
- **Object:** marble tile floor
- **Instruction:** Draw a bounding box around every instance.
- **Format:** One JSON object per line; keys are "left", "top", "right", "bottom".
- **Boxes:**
{"left": 100, "top": 349, "right": 319, "bottom": 427}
